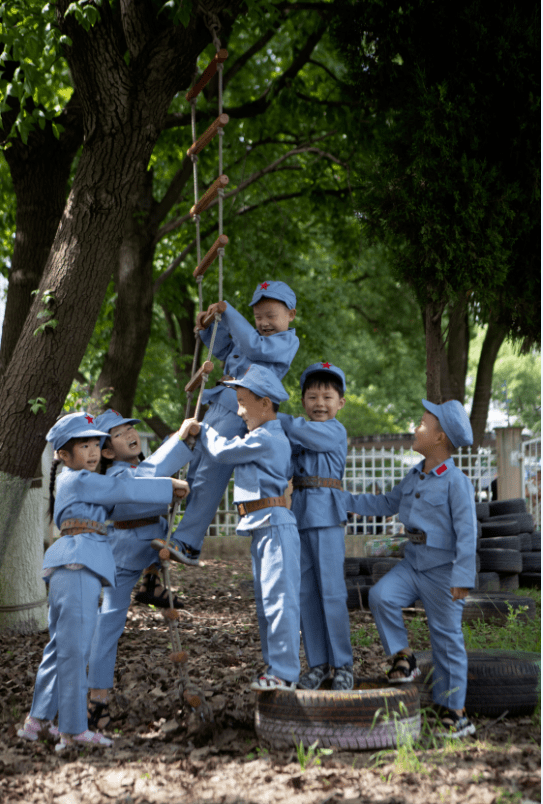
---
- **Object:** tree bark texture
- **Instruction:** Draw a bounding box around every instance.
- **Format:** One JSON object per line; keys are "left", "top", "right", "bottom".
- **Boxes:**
{"left": 424, "top": 296, "right": 444, "bottom": 404}
{"left": 440, "top": 298, "right": 469, "bottom": 403}
{"left": 470, "top": 319, "right": 507, "bottom": 449}
{"left": 0, "top": 0, "right": 240, "bottom": 565}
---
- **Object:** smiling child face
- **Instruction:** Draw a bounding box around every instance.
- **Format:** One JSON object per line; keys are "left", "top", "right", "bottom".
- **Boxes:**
{"left": 59, "top": 438, "right": 102, "bottom": 471}
{"left": 302, "top": 383, "right": 345, "bottom": 422}
{"left": 105, "top": 422, "right": 142, "bottom": 462}
{"left": 252, "top": 298, "right": 296, "bottom": 337}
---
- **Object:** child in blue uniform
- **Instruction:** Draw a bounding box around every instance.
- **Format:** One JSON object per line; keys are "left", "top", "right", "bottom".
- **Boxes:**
{"left": 278, "top": 362, "right": 354, "bottom": 690}
{"left": 161, "top": 281, "right": 299, "bottom": 568}
{"left": 190, "top": 363, "right": 301, "bottom": 690}
{"left": 85, "top": 409, "right": 196, "bottom": 731}
{"left": 346, "top": 399, "right": 477, "bottom": 738}
{"left": 17, "top": 413, "right": 189, "bottom": 751}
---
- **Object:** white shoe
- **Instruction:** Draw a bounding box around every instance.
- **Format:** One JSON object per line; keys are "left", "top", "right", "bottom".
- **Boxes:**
{"left": 55, "top": 729, "right": 113, "bottom": 751}
{"left": 250, "top": 673, "right": 296, "bottom": 692}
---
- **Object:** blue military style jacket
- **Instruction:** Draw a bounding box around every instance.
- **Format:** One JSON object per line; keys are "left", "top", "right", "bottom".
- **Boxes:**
{"left": 105, "top": 433, "right": 192, "bottom": 570}
{"left": 199, "top": 302, "right": 299, "bottom": 414}
{"left": 199, "top": 419, "right": 297, "bottom": 533}
{"left": 345, "top": 457, "right": 477, "bottom": 588}
{"left": 278, "top": 414, "right": 348, "bottom": 529}
{"left": 44, "top": 468, "right": 175, "bottom": 587}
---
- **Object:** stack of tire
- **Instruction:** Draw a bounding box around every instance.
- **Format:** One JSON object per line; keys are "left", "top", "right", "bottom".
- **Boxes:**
{"left": 344, "top": 555, "right": 407, "bottom": 609}
{"left": 476, "top": 498, "right": 541, "bottom": 592}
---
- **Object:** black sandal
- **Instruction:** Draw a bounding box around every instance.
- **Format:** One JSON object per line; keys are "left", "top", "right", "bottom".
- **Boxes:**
{"left": 87, "top": 699, "right": 111, "bottom": 731}
{"left": 387, "top": 652, "right": 420, "bottom": 684}
{"left": 134, "top": 570, "right": 184, "bottom": 609}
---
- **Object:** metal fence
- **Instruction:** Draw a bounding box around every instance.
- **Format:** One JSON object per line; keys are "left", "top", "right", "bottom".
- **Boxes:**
{"left": 207, "top": 445, "right": 498, "bottom": 538}
{"left": 522, "top": 437, "right": 541, "bottom": 530}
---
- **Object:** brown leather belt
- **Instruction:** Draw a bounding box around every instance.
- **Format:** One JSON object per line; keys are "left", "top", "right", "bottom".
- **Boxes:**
{"left": 113, "top": 517, "right": 160, "bottom": 529}
{"left": 237, "top": 496, "right": 287, "bottom": 517}
{"left": 219, "top": 374, "right": 235, "bottom": 384}
{"left": 292, "top": 476, "right": 342, "bottom": 490}
{"left": 60, "top": 518, "right": 108, "bottom": 537}
{"left": 406, "top": 529, "right": 427, "bottom": 545}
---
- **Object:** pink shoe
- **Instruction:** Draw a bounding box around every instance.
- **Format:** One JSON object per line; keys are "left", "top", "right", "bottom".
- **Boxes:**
{"left": 17, "top": 715, "right": 59, "bottom": 742}
{"left": 55, "top": 729, "right": 112, "bottom": 752}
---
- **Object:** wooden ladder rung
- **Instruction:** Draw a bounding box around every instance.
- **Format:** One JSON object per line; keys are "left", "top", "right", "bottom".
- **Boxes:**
{"left": 185, "top": 360, "right": 215, "bottom": 393}
{"left": 193, "top": 235, "right": 229, "bottom": 278}
{"left": 190, "top": 175, "right": 229, "bottom": 217}
{"left": 199, "top": 301, "right": 227, "bottom": 330}
{"left": 185, "top": 49, "right": 228, "bottom": 102}
{"left": 187, "top": 114, "right": 229, "bottom": 157}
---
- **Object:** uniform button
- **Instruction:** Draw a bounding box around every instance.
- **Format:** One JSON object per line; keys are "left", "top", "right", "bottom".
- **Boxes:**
{"left": 233, "top": 355, "right": 239, "bottom": 358}
{"left": 415, "top": 492, "right": 421, "bottom": 498}
{"left": 420, "top": 474, "right": 425, "bottom": 480}
{"left": 301, "top": 450, "right": 305, "bottom": 455}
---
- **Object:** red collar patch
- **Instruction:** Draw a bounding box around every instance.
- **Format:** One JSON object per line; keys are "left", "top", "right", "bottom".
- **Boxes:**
{"left": 436, "top": 463, "right": 448, "bottom": 476}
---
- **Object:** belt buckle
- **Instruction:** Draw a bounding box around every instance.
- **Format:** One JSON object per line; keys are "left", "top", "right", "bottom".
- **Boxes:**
{"left": 238, "top": 503, "right": 247, "bottom": 516}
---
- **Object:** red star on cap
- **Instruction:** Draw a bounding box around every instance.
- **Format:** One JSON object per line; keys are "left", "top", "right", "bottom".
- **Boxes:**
{"left": 84, "top": 414, "right": 94, "bottom": 424}
{"left": 111, "top": 409, "right": 121, "bottom": 417}
{"left": 260, "top": 282, "right": 270, "bottom": 290}
{"left": 322, "top": 362, "right": 331, "bottom": 369}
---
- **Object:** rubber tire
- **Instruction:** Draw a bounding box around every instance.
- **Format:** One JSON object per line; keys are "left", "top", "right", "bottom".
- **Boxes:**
{"left": 475, "top": 502, "right": 490, "bottom": 521}
{"left": 519, "top": 573, "right": 541, "bottom": 588}
{"left": 462, "top": 592, "right": 535, "bottom": 623}
{"left": 359, "top": 556, "right": 387, "bottom": 576}
{"left": 499, "top": 573, "right": 520, "bottom": 592}
{"left": 414, "top": 649, "right": 541, "bottom": 717}
{"left": 518, "top": 532, "right": 534, "bottom": 552}
{"left": 479, "top": 534, "right": 521, "bottom": 551}
{"left": 255, "top": 677, "right": 421, "bottom": 750}
{"left": 475, "top": 553, "right": 481, "bottom": 573}
{"left": 344, "top": 558, "right": 362, "bottom": 577}
{"left": 522, "top": 552, "right": 541, "bottom": 572}
{"left": 475, "top": 572, "right": 500, "bottom": 592}
{"left": 479, "top": 548, "right": 522, "bottom": 574}
{"left": 483, "top": 513, "right": 535, "bottom": 533}
{"left": 488, "top": 498, "right": 527, "bottom": 516}
{"left": 372, "top": 558, "right": 402, "bottom": 582}
{"left": 481, "top": 520, "right": 520, "bottom": 537}
{"left": 346, "top": 583, "right": 371, "bottom": 609}
{"left": 531, "top": 531, "right": 541, "bottom": 551}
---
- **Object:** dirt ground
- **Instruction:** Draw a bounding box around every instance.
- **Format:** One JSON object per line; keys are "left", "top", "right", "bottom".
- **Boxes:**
{"left": 0, "top": 557, "right": 540, "bottom": 804}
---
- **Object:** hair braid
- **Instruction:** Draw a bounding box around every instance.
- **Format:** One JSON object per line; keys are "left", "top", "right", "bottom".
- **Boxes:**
{"left": 48, "top": 458, "right": 62, "bottom": 522}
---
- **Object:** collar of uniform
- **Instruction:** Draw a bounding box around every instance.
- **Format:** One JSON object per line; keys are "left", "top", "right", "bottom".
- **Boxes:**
{"left": 429, "top": 457, "right": 455, "bottom": 477}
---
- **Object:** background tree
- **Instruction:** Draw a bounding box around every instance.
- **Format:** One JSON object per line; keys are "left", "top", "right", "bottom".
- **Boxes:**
{"left": 335, "top": 0, "right": 540, "bottom": 443}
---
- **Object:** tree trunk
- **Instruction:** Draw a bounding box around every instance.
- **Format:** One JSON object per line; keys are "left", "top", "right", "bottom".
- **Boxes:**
{"left": 425, "top": 297, "right": 444, "bottom": 403}
{"left": 470, "top": 319, "right": 507, "bottom": 448}
{"left": 441, "top": 297, "right": 470, "bottom": 402}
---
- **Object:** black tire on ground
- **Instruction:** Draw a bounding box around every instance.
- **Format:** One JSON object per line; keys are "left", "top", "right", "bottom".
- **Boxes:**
{"left": 475, "top": 572, "right": 500, "bottom": 592}
{"left": 519, "top": 573, "right": 541, "bottom": 589}
{"left": 344, "top": 557, "right": 362, "bottom": 576}
{"left": 462, "top": 592, "right": 535, "bottom": 623}
{"left": 479, "top": 548, "right": 523, "bottom": 574}
{"left": 372, "top": 558, "right": 402, "bottom": 582}
{"left": 477, "top": 521, "right": 482, "bottom": 551}
{"left": 481, "top": 520, "right": 520, "bottom": 538}
{"left": 479, "top": 534, "right": 521, "bottom": 551}
{"left": 358, "top": 556, "right": 387, "bottom": 576}
{"left": 475, "top": 553, "right": 481, "bottom": 573}
{"left": 522, "top": 552, "right": 541, "bottom": 572}
{"left": 488, "top": 498, "right": 527, "bottom": 517}
{"left": 482, "top": 513, "right": 535, "bottom": 533}
{"left": 255, "top": 678, "right": 421, "bottom": 750}
{"left": 531, "top": 531, "right": 541, "bottom": 551}
{"left": 499, "top": 573, "right": 520, "bottom": 592}
{"left": 518, "top": 532, "right": 534, "bottom": 552}
{"left": 475, "top": 502, "right": 490, "bottom": 521}
{"left": 346, "top": 583, "right": 371, "bottom": 609}
{"left": 414, "top": 649, "right": 541, "bottom": 717}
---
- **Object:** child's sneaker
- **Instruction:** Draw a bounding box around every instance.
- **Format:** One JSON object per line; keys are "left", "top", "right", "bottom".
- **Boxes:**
{"left": 387, "top": 651, "right": 420, "bottom": 683}
{"left": 332, "top": 664, "right": 354, "bottom": 691}
{"left": 298, "top": 664, "right": 331, "bottom": 690}
{"left": 151, "top": 538, "right": 200, "bottom": 566}
{"left": 17, "top": 715, "right": 59, "bottom": 742}
{"left": 250, "top": 673, "right": 296, "bottom": 692}
{"left": 437, "top": 709, "right": 476, "bottom": 740}
{"left": 55, "top": 729, "right": 113, "bottom": 751}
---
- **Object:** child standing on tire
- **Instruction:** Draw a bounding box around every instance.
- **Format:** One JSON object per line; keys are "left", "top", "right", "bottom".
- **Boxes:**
{"left": 162, "top": 281, "right": 299, "bottom": 569}
{"left": 278, "top": 362, "right": 354, "bottom": 691}
{"left": 17, "top": 413, "right": 189, "bottom": 751}
{"left": 85, "top": 409, "right": 197, "bottom": 732}
{"left": 187, "top": 363, "right": 302, "bottom": 691}
{"left": 346, "top": 399, "right": 477, "bottom": 738}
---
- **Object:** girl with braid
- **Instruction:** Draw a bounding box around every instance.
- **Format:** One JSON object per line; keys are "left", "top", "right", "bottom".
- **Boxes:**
{"left": 17, "top": 413, "right": 189, "bottom": 751}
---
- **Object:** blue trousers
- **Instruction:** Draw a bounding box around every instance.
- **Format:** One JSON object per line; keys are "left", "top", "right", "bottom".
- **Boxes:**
{"left": 173, "top": 403, "right": 246, "bottom": 551}
{"left": 369, "top": 560, "right": 468, "bottom": 710}
{"left": 251, "top": 523, "right": 301, "bottom": 683}
{"left": 87, "top": 567, "right": 142, "bottom": 690}
{"left": 299, "top": 526, "right": 353, "bottom": 669}
{"left": 30, "top": 567, "right": 102, "bottom": 735}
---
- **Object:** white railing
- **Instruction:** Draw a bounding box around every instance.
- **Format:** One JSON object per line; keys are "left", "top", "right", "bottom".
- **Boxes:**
{"left": 521, "top": 437, "right": 541, "bottom": 530}
{"left": 207, "top": 445, "right": 497, "bottom": 538}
